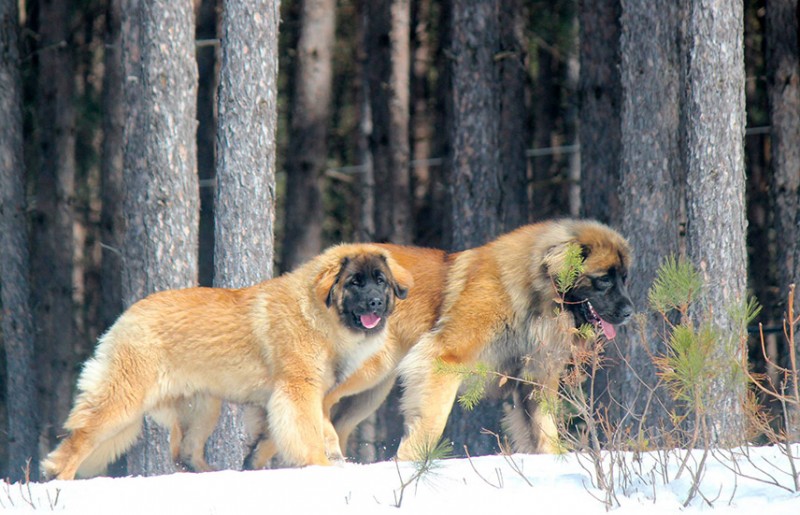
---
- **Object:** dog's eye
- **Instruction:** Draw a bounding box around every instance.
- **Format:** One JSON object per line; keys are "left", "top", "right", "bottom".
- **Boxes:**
{"left": 374, "top": 272, "right": 386, "bottom": 285}
{"left": 349, "top": 274, "right": 364, "bottom": 287}
{"left": 594, "top": 275, "right": 612, "bottom": 288}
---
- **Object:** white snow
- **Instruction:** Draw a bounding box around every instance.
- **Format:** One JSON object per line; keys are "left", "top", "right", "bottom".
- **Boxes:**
{"left": 3, "top": 445, "right": 799, "bottom": 514}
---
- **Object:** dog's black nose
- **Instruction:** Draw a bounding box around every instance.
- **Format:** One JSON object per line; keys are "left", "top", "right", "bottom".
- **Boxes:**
{"left": 368, "top": 297, "right": 383, "bottom": 311}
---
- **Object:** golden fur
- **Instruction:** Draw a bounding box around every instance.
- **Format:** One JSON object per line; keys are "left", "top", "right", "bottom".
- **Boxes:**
{"left": 394, "top": 219, "right": 632, "bottom": 458}
{"left": 41, "top": 243, "right": 413, "bottom": 480}
{"left": 244, "top": 244, "right": 450, "bottom": 467}
{"left": 246, "top": 219, "right": 631, "bottom": 466}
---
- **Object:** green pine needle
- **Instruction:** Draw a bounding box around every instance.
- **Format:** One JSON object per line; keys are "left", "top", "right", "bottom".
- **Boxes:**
{"left": 556, "top": 243, "right": 586, "bottom": 294}
{"left": 648, "top": 255, "right": 704, "bottom": 314}
{"left": 435, "top": 359, "right": 492, "bottom": 411}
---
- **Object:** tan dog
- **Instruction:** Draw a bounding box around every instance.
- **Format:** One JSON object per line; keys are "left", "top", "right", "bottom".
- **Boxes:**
{"left": 246, "top": 219, "right": 632, "bottom": 466}
{"left": 394, "top": 219, "right": 633, "bottom": 458}
{"left": 242, "top": 244, "right": 450, "bottom": 467}
{"left": 41, "top": 243, "right": 412, "bottom": 480}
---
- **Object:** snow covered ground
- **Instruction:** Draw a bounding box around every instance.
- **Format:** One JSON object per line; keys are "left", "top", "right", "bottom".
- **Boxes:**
{"left": 3, "top": 445, "right": 799, "bottom": 514}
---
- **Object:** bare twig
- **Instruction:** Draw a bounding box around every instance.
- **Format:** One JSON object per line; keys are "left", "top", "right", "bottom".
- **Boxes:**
{"left": 481, "top": 429, "right": 533, "bottom": 487}
{"left": 463, "top": 445, "right": 501, "bottom": 489}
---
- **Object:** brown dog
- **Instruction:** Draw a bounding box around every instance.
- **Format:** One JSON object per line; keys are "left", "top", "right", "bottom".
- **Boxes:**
{"left": 242, "top": 244, "right": 451, "bottom": 467}
{"left": 246, "top": 219, "right": 632, "bottom": 466}
{"left": 394, "top": 219, "right": 633, "bottom": 458}
{"left": 41, "top": 243, "right": 413, "bottom": 480}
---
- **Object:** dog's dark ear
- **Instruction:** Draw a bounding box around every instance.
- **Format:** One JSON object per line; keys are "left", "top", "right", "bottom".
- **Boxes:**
{"left": 383, "top": 255, "right": 413, "bottom": 300}
{"left": 316, "top": 257, "right": 349, "bottom": 308}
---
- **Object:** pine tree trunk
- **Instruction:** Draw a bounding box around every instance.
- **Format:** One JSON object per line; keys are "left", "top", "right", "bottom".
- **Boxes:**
{"left": 355, "top": 0, "right": 376, "bottom": 244}
{"left": 280, "top": 0, "right": 335, "bottom": 271}
{"left": 205, "top": 0, "right": 279, "bottom": 470}
{"left": 578, "top": 0, "right": 621, "bottom": 225}
{"left": 196, "top": 0, "right": 219, "bottom": 288}
{"left": 120, "top": 0, "right": 199, "bottom": 477}
{"left": 532, "top": 58, "right": 564, "bottom": 220}
{"left": 588, "top": 0, "right": 684, "bottom": 442}
{"left": 419, "top": 0, "right": 450, "bottom": 247}
{"left": 441, "top": 0, "right": 504, "bottom": 457}
{"left": 447, "top": 0, "right": 501, "bottom": 252}
{"left": 766, "top": 0, "right": 800, "bottom": 440}
{"left": 366, "top": 0, "right": 413, "bottom": 244}
{"left": 410, "top": 0, "right": 432, "bottom": 233}
{"left": 0, "top": 0, "right": 39, "bottom": 480}
{"left": 767, "top": 0, "right": 800, "bottom": 308}
{"left": 100, "top": 0, "right": 124, "bottom": 333}
{"left": 498, "top": 0, "right": 529, "bottom": 230}
{"left": 743, "top": 3, "right": 778, "bottom": 403}
{"left": 32, "top": 0, "right": 78, "bottom": 454}
{"left": 683, "top": 0, "right": 747, "bottom": 445}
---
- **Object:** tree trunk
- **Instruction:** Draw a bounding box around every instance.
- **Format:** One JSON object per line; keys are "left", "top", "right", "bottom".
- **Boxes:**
{"left": 766, "top": 0, "right": 800, "bottom": 440}
{"left": 280, "top": 0, "right": 335, "bottom": 271}
{"left": 100, "top": 0, "right": 124, "bottom": 334}
{"left": 447, "top": 0, "right": 501, "bottom": 252}
{"left": 743, "top": 1, "right": 778, "bottom": 404}
{"left": 441, "top": 0, "right": 503, "bottom": 457}
{"left": 120, "top": 0, "right": 199, "bottom": 477}
{"left": 354, "top": 0, "right": 375, "bottom": 244}
{"left": 0, "top": 0, "right": 39, "bottom": 480}
{"left": 587, "top": 0, "right": 684, "bottom": 443}
{"left": 683, "top": 0, "right": 748, "bottom": 445}
{"left": 366, "top": 0, "right": 413, "bottom": 244}
{"left": 498, "top": 0, "right": 529, "bottom": 230}
{"left": 578, "top": 0, "right": 621, "bottom": 225}
{"left": 414, "top": 0, "right": 449, "bottom": 247}
{"left": 410, "top": 0, "right": 432, "bottom": 234}
{"left": 205, "top": 0, "right": 279, "bottom": 470}
{"left": 196, "top": 0, "right": 219, "bottom": 287}
{"left": 767, "top": 0, "right": 800, "bottom": 309}
{"left": 31, "top": 0, "right": 78, "bottom": 454}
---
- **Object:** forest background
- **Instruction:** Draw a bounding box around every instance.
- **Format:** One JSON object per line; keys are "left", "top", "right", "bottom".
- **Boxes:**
{"left": 0, "top": 0, "right": 798, "bottom": 483}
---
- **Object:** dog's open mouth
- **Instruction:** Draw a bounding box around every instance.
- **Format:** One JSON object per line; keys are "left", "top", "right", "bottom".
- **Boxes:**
{"left": 358, "top": 313, "right": 382, "bottom": 330}
{"left": 582, "top": 301, "right": 617, "bottom": 340}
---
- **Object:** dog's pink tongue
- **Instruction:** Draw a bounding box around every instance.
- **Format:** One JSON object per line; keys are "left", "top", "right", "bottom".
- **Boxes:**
{"left": 360, "top": 313, "right": 381, "bottom": 329}
{"left": 600, "top": 318, "right": 617, "bottom": 340}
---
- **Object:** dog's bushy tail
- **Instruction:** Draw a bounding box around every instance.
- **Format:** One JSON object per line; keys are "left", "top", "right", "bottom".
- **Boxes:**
{"left": 43, "top": 320, "right": 157, "bottom": 479}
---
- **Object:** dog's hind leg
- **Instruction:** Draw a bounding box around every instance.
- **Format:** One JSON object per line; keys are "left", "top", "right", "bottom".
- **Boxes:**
{"left": 245, "top": 434, "right": 278, "bottom": 470}
{"left": 242, "top": 405, "right": 277, "bottom": 469}
{"left": 42, "top": 338, "right": 156, "bottom": 480}
{"left": 503, "top": 380, "right": 560, "bottom": 454}
{"left": 42, "top": 399, "right": 150, "bottom": 481}
{"left": 331, "top": 373, "right": 398, "bottom": 457}
{"left": 173, "top": 394, "right": 222, "bottom": 472}
{"left": 75, "top": 417, "right": 144, "bottom": 477}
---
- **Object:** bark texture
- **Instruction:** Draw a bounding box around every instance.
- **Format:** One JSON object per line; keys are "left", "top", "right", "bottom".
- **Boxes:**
{"left": 447, "top": 0, "right": 501, "bottom": 252}
{"left": 100, "top": 0, "right": 124, "bottom": 333}
{"left": 766, "top": 0, "right": 800, "bottom": 440}
{"left": 32, "top": 0, "right": 78, "bottom": 454}
{"left": 441, "top": 0, "right": 504, "bottom": 456}
{"left": 683, "top": 0, "right": 748, "bottom": 444}
{"left": 206, "top": 0, "right": 279, "bottom": 470}
{"left": 120, "top": 0, "right": 199, "bottom": 476}
{"left": 280, "top": 0, "right": 335, "bottom": 271}
{"left": 0, "top": 0, "right": 39, "bottom": 480}
{"left": 578, "top": 0, "right": 621, "bottom": 225}
{"left": 767, "top": 0, "right": 800, "bottom": 305}
{"left": 498, "top": 0, "right": 529, "bottom": 230}
{"left": 366, "top": 0, "right": 413, "bottom": 244}
{"left": 589, "top": 0, "right": 684, "bottom": 440}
